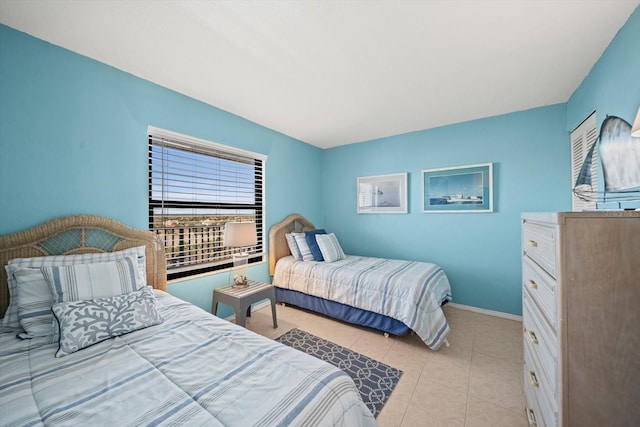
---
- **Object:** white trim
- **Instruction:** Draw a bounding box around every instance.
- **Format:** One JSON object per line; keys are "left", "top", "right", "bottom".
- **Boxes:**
{"left": 224, "top": 299, "right": 271, "bottom": 322}
{"left": 148, "top": 124, "right": 267, "bottom": 275}
{"left": 147, "top": 125, "right": 268, "bottom": 161}
{"left": 446, "top": 302, "right": 522, "bottom": 322}
{"left": 233, "top": 300, "right": 522, "bottom": 324}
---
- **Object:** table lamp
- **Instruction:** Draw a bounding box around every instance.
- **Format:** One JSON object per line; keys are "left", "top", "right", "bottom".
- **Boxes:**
{"left": 224, "top": 222, "right": 257, "bottom": 287}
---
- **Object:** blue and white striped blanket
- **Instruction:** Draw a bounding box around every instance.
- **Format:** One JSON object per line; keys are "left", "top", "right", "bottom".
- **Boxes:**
{"left": 273, "top": 255, "right": 452, "bottom": 350}
{"left": 0, "top": 291, "right": 375, "bottom": 426}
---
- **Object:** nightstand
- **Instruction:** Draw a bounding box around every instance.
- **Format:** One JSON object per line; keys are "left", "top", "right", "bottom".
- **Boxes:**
{"left": 211, "top": 280, "right": 278, "bottom": 328}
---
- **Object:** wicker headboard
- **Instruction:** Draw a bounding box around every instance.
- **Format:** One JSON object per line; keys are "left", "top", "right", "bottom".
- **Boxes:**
{"left": 268, "top": 213, "right": 315, "bottom": 275}
{"left": 0, "top": 215, "right": 167, "bottom": 316}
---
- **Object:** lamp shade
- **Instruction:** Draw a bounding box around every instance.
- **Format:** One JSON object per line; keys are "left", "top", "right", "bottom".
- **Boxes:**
{"left": 223, "top": 222, "right": 257, "bottom": 247}
{"left": 631, "top": 107, "right": 640, "bottom": 137}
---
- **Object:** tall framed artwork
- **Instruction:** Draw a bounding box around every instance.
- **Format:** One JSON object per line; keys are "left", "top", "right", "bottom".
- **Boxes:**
{"left": 422, "top": 163, "right": 493, "bottom": 213}
{"left": 357, "top": 173, "right": 408, "bottom": 214}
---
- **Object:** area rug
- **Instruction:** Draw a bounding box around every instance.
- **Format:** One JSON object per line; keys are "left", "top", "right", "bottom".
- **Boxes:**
{"left": 275, "top": 328, "right": 402, "bottom": 418}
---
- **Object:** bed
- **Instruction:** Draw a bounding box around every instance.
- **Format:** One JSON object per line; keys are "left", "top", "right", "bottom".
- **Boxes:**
{"left": 269, "top": 214, "right": 452, "bottom": 350}
{"left": 0, "top": 215, "right": 375, "bottom": 426}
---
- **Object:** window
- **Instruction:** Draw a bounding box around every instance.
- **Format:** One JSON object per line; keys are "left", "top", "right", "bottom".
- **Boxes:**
{"left": 571, "top": 112, "right": 598, "bottom": 211}
{"left": 148, "top": 127, "right": 266, "bottom": 280}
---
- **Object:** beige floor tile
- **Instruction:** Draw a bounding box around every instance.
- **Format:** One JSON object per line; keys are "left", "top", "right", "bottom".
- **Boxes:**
{"left": 376, "top": 401, "right": 406, "bottom": 427}
{"left": 403, "top": 382, "right": 467, "bottom": 427}
{"left": 469, "top": 354, "right": 525, "bottom": 413}
{"left": 376, "top": 371, "right": 421, "bottom": 427}
{"left": 446, "top": 325, "right": 476, "bottom": 350}
{"left": 421, "top": 357, "right": 471, "bottom": 394}
{"left": 381, "top": 340, "right": 430, "bottom": 372}
{"left": 250, "top": 302, "right": 526, "bottom": 426}
{"left": 471, "top": 352, "right": 521, "bottom": 382}
{"left": 350, "top": 329, "right": 395, "bottom": 360}
{"left": 473, "top": 326, "right": 522, "bottom": 361}
{"left": 465, "top": 396, "right": 528, "bottom": 427}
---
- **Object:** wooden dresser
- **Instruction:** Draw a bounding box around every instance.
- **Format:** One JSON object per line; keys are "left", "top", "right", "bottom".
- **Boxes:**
{"left": 521, "top": 212, "right": 640, "bottom": 427}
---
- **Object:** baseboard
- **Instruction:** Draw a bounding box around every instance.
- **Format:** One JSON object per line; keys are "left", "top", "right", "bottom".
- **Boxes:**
{"left": 447, "top": 302, "right": 522, "bottom": 322}
{"left": 224, "top": 299, "right": 271, "bottom": 322}
{"left": 230, "top": 300, "right": 522, "bottom": 323}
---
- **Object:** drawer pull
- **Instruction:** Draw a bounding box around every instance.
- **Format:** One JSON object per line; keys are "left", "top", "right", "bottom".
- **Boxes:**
{"left": 526, "top": 408, "right": 537, "bottom": 426}
{"left": 529, "top": 371, "right": 539, "bottom": 387}
{"left": 528, "top": 331, "right": 538, "bottom": 345}
{"left": 527, "top": 240, "right": 538, "bottom": 248}
{"left": 527, "top": 279, "right": 538, "bottom": 289}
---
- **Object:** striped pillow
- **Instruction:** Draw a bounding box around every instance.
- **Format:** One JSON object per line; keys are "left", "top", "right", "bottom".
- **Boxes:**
{"left": 11, "top": 256, "right": 140, "bottom": 340}
{"left": 2, "top": 246, "right": 147, "bottom": 329}
{"left": 285, "top": 233, "right": 303, "bottom": 260}
{"left": 43, "top": 257, "right": 141, "bottom": 305}
{"left": 292, "top": 233, "right": 315, "bottom": 261}
{"left": 316, "top": 233, "right": 346, "bottom": 263}
{"left": 12, "top": 268, "right": 56, "bottom": 340}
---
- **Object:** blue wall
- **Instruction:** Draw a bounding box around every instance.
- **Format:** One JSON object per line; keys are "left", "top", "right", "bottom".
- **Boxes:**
{"left": 567, "top": 6, "right": 640, "bottom": 210}
{"left": 321, "top": 6, "right": 640, "bottom": 316}
{"left": 1, "top": 5, "right": 638, "bottom": 318}
{"left": 322, "top": 105, "right": 569, "bottom": 315}
{"left": 0, "top": 24, "right": 324, "bottom": 315}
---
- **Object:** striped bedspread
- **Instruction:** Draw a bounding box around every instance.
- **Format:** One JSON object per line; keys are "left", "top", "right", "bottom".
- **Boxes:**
{"left": 273, "top": 255, "right": 453, "bottom": 350}
{"left": 0, "top": 291, "right": 375, "bottom": 427}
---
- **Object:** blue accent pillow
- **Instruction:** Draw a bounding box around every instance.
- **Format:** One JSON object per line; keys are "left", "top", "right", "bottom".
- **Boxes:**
{"left": 305, "top": 229, "right": 327, "bottom": 261}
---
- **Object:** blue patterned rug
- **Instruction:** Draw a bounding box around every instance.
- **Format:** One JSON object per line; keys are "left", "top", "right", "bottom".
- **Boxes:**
{"left": 275, "top": 328, "right": 402, "bottom": 418}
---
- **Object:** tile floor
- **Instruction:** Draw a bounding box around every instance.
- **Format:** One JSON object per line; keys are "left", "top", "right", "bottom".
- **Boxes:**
{"left": 245, "top": 303, "right": 528, "bottom": 427}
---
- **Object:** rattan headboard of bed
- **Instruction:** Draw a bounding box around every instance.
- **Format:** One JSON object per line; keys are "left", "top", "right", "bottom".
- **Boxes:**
{"left": 0, "top": 215, "right": 167, "bottom": 316}
{"left": 268, "top": 213, "right": 315, "bottom": 275}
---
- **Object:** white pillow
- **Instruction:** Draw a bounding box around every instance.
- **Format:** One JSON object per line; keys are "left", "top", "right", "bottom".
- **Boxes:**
{"left": 2, "top": 246, "right": 147, "bottom": 329}
{"left": 292, "top": 233, "right": 315, "bottom": 261}
{"left": 316, "top": 233, "right": 346, "bottom": 263}
{"left": 285, "top": 233, "right": 303, "bottom": 260}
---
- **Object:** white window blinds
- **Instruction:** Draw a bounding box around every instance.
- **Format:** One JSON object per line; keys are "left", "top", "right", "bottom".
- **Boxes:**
{"left": 571, "top": 112, "right": 598, "bottom": 211}
{"left": 148, "top": 127, "right": 266, "bottom": 279}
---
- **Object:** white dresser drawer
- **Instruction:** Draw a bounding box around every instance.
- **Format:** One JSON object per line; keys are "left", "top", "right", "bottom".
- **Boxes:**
{"left": 523, "top": 292, "right": 557, "bottom": 399}
{"left": 524, "top": 348, "right": 557, "bottom": 427}
{"left": 523, "top": 221, "right": 557, "bottom": 277}
{"left": 523, "top": 378, "right": 542, "bottom": 427}
{"left": 522, "top": 256, "right": 557, "bottom": 328}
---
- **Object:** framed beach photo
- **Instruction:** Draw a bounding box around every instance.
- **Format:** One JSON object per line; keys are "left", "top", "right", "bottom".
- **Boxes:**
{"left": 422, "top": 163, "right": 493, "bottom": 213}
{"left": 357, "top": 173, "right": 408, "bottom": 214}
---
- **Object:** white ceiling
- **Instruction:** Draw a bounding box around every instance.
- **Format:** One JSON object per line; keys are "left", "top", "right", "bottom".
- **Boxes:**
{"left": 1, "top": 1, "right": 638, "bottom": 148}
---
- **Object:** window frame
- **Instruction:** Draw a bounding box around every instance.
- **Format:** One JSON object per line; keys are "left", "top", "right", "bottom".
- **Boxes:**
{"left": 147, "top": 126, "right": 266, "bottom": 280}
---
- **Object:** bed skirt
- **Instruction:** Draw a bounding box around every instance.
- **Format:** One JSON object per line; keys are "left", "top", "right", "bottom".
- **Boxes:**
{"left": 275, "top": 287, "right": 411, "bottom": 336}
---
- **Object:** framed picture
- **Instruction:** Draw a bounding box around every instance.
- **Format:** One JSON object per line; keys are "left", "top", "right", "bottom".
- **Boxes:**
{"left": 422, "top": 163, "right": 493, "bottom": 213}
{"left": 357, "top": 173, "right": 408, "bottom": 214}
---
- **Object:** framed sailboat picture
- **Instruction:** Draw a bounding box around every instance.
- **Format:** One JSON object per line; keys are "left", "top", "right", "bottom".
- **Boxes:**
{"left": 422, "top": 163, "right": 493, "bottom": 213}
{"left": 357, "top": 173, "right": 408, "bottom": 213}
